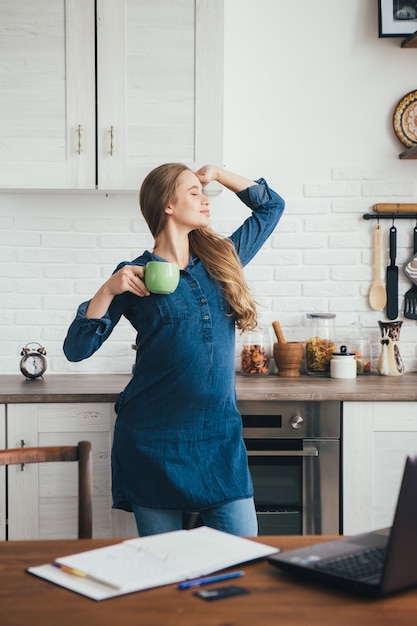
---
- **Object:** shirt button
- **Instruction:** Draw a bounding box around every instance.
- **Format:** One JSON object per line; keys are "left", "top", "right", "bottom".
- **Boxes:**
{"left": 200, "top": 298, "right": 206, "bottom": 303}
{"left": 192, "top": 282, "right": 198, "bottom": 287}
{"left": 203, "top": 315, "right": 209, "bottom": 320}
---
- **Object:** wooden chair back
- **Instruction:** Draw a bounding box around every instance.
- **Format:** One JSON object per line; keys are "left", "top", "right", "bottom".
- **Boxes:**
{"left": 0, "top": 441, "right": 93, "bottom": 539}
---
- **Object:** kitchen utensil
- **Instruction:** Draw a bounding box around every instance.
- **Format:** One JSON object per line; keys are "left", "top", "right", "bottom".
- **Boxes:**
{"left": 404, "top": 252, "right": 417, "bottom": 285}
{"left": 273, "top": 342, "right": 303, "bottom": 377}
{"left": 369, "top": 224, "right": 387, "bottom": 311}
{"left": 403, "top": 226, "right": 417, "bottom": 319}
{"left": 386, "top": 225, "right": 398, "bottom": 320}
{"left": 272, "top": 321, "right": 287, "bottom": 343}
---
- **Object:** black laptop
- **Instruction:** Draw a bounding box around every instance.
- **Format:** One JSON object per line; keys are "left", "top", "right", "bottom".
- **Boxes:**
{"left": 268, "top": 455, "right": 417, "bottom": 597}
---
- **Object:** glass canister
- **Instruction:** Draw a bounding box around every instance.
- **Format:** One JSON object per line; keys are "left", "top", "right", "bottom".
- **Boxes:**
{"left": 348, "top": 322, "right": 372, "bottom": 375}
{"left": 305, "top": 313, "right": 336, "bottom": 376}
{"left": 241, "top": 329, "right": 271, "bottom": 376}
{"left": 350, "top": 339, "right": 372, "bottom": 375}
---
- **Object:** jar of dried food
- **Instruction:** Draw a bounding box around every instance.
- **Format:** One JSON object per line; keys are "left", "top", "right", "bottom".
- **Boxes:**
{"left": 348, "top": 322, "right": 372, "bottom": 375}
{"left": 350, "top": 338, "right": 372, "bottom": 375}
{"left": 241, "top": 329, "right": 270, "bottom": 376}
{"left": 305, "top": 313, "right": 336, "bottom": 376}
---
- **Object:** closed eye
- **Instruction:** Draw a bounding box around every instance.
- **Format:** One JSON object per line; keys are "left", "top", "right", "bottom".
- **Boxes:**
{"left": 188, "top": 185, "right": 204, "bottom": 195}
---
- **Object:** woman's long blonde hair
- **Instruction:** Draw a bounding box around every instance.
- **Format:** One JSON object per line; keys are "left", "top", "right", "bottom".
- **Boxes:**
{"left": 139, "top": 163, "right": 258, "bottom": 331}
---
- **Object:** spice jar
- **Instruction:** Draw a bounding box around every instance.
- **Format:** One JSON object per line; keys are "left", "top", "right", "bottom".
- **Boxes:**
{"left": 241, "top": 329, "right": 270, "bottom": 375}
{"left": 305, "top": 313, "right": 336, "bottom": 376}
{"left": 330, "top": 345, "right": 357, "bottom": 379}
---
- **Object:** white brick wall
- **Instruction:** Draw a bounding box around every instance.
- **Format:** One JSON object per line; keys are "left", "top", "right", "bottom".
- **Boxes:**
{"left": 2, "top": 167, "right": 417, "bottom": 377}
{"left": 2, "top": 0, "right": 417, "bottom": 376}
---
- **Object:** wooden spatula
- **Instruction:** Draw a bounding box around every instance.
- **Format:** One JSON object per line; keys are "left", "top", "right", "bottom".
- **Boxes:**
{"left": 369, "top": 223, "right": 387, "bottom": 311}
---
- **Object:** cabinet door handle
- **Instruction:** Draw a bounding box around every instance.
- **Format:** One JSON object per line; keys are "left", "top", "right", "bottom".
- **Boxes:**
{"left": 77, "top": 124, "right": 83, "bottom": 155}
{"left": 109, "top": 126, "right": 114, "bottom": 156}
{"left": 20, "top": 439, "right": 26, "bottom": 471}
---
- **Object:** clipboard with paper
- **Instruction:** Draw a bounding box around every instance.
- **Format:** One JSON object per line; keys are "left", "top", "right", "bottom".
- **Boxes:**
{"left": 27, "top": 526, "right": 279, "bottom": 601}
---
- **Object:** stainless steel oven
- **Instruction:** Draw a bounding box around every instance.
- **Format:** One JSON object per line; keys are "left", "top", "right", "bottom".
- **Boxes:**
{"left": 238, "top": 400, "right": 341, "bottom": 536}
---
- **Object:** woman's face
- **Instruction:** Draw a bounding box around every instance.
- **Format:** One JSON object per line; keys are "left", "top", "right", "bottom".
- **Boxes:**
{"left": 165, "top": 169, "right": 210, "bottom": 231}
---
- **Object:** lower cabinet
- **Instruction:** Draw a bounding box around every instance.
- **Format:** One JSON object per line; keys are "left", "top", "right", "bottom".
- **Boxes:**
{"left": 343, "top": 401, "right": 417, "bottom": 535}
{"left": 6, "top": 398, "right": 414, "bottom": 539}
{"left": 5, "top": 403, "right": 137, "bottom": 540}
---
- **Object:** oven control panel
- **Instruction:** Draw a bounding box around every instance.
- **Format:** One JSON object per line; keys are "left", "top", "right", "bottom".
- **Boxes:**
{"left": 238, "top": 400, "right": 341, "bottom": 439}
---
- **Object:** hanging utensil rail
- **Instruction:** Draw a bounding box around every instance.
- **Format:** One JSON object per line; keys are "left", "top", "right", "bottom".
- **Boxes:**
{"left": 363, "top": 213, "right": 417, "bottom": 220}
{"left": 364, "top": 203, "right": 417, "bottom": 220}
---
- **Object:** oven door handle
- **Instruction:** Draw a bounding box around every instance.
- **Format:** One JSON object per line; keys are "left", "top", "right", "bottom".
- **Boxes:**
{"left": 247, "top": 445, "right": 319, "bottom": 457}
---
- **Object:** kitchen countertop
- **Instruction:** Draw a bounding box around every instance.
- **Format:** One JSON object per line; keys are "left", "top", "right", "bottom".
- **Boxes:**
{"left": 0, "top": 372, "right": 416, "bottom": 403}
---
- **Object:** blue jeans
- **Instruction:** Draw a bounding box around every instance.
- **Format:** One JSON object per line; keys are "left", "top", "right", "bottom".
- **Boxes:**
{"left": 132, "top": 498, "right": 258, "bottom": 537}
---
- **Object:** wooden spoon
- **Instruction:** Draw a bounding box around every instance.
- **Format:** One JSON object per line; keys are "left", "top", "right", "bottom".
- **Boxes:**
{"left": 272, "top": 321, "right": 287, "bottom": 344}
{"left": 369, "top": 223, "right": 387, "bottom": 311}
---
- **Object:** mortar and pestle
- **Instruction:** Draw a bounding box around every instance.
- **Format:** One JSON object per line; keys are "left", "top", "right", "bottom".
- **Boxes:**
{"left": 272, "top": 321, "right": 304, "bottom": 377}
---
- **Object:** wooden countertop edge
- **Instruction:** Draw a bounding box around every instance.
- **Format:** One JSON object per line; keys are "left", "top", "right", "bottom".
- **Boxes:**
{"left": 236, "top": 392, "right": 417, "bottom": 401}
{"left": 0, "top": 393, "right": 121, "bottom": 403}
{"left": 0, "top": 373, "right": 416, "bottom": 403}
{"left": 5, "top": 392, "right": 417, "bottom": 403}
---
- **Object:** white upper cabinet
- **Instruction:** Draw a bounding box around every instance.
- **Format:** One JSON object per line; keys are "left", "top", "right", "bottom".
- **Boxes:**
{"left": 97, "top": 0, "right": 223, "bottom": 190}
{"left": 0, "top": 0, "right": 96, "bottom": 189}
{"left": 0, "top": 0, "right": 223, "bottom": 191}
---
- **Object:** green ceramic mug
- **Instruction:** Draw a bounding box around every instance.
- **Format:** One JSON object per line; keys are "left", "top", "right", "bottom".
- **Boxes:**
{"left": 143, "top": 261, "right": 180, "bottom": 295}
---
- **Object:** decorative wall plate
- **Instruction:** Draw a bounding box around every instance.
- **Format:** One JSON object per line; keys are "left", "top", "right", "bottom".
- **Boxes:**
{"left": 393, "top": 90, "right": 417, "bottom": 147}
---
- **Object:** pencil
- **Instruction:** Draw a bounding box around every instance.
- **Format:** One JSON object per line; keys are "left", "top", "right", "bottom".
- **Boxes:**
{"left": 53, "top": 562, "right": 121, "bottom": 590}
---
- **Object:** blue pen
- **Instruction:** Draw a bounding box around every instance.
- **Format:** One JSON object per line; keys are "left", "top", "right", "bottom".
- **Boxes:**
{"left": 178, "top": 570, "right": 244, "bottom": 590}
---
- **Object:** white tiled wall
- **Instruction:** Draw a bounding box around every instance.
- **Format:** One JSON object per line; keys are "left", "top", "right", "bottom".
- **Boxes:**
{"left": 2, "top": 0, "right": 417, "bottom": 375}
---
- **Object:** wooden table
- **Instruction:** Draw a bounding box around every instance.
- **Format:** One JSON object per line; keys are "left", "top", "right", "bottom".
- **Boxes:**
{"left": 1, "top": 536, "right": 416, "bottom": 625}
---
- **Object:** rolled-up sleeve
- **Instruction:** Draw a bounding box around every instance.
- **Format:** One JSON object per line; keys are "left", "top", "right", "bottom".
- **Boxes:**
{"left": 63, "top": 301, "right": 116, "bottom": 362}
{"left": 232, "top": 178, "right": 285, "bottom": 266}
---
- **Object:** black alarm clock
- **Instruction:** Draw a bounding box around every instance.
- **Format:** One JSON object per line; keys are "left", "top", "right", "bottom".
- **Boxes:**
{"left": 20, "top": 342, "right": 47, "bottom": 379}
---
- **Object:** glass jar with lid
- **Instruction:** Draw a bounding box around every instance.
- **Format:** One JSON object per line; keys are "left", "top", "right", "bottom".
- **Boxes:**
{"left": 305, "top": 313, "right": 336, "bottom": 376}
{"left": 240, "top": 328, "right": 270, "bottom": 376}
{"left": 348, "top": 322, "right": 372, "bottom": 375}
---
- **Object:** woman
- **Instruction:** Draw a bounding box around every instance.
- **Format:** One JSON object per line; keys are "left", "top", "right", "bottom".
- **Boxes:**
{"left": 64, "top": 164, "right": 285, "bottom": 536}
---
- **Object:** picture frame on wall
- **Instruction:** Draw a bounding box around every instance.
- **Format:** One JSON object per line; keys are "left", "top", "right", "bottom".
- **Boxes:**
{"left": 378, "top": 0, "right": 417, "bottom": 37}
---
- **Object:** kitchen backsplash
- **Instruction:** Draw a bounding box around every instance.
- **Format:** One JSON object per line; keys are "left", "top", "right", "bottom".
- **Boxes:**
{"left": 2, "top": 163, "right": 417, "bottom": 377}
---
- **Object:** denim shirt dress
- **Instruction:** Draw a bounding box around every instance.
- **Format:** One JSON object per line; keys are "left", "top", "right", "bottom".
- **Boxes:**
{"left": 63, "top": 179, "right": 285, "bottom": 512}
